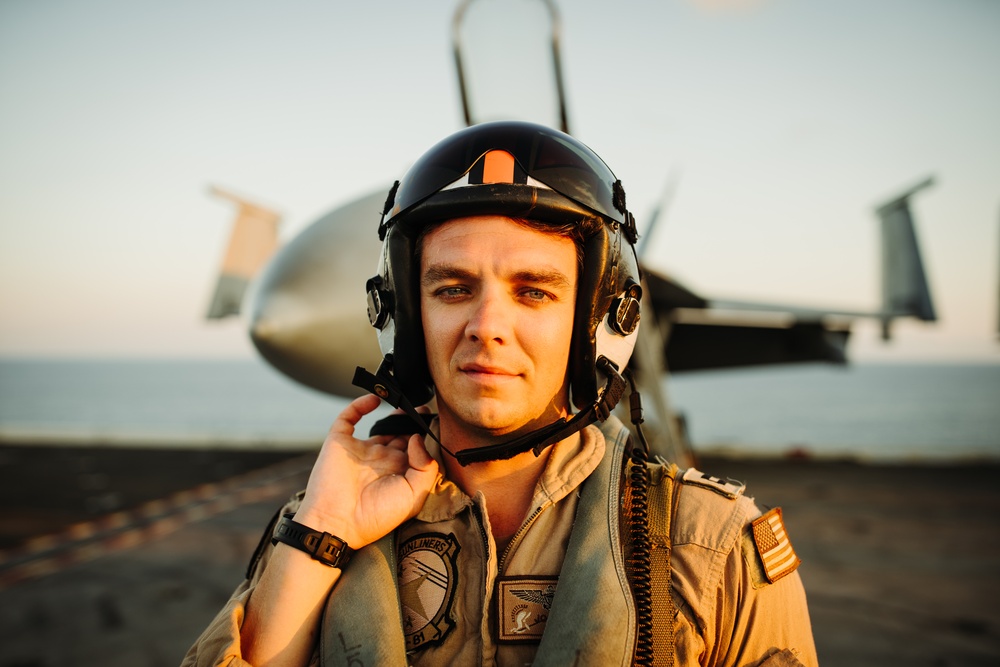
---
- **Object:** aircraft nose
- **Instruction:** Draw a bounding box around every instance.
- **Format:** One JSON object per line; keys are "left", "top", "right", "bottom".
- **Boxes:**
{"left": 248, "top": 190, "right": 387, "bottom": 397}
{"left": 250, "top": 292, "right": 369, "bottom": 398}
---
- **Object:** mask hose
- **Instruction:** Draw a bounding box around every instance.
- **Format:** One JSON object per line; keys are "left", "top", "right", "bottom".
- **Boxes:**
{"left": 623, "top": 369, "right": 654, "bottom": 667}
{"left": 352, "top": 357, "right": 446, "bottom": 452}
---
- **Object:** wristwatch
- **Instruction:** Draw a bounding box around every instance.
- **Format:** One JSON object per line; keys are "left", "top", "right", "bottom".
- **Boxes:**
{"left": 271, "top": 513, "right": 353, "bottom": 569}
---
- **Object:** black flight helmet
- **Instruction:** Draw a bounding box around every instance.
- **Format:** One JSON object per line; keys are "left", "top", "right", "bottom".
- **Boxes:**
{"left": 361, "top": 121, "right": 642, "bottom": 462}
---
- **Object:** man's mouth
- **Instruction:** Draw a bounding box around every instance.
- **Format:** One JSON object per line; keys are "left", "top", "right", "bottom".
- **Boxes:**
{"left": 459, "top": 363, "right": 519, "bottom": 378}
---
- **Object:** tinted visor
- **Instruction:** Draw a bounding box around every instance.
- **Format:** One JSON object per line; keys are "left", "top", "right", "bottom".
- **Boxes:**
{"left": 390, "top": 121, "right": 625, "bottom": 225}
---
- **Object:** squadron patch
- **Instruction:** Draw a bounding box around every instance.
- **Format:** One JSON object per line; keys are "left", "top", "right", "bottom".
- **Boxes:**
{"left": 751, "top": 508, "right": 801, "bottom": 583}
{"left": 397, "top": 532, "right": 460, "bottom": 651}
{"left": 497, "top": 576, "right": 558, "bottom": 643}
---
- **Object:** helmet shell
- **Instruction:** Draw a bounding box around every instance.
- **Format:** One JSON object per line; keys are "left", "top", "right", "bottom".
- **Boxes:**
{"left": 367, "top": 121, "right": 641, "bottom": 410}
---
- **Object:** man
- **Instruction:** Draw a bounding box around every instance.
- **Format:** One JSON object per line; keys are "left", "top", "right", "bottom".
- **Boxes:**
{"left": 184, "top": 121, "right": 817, "bottom": 666}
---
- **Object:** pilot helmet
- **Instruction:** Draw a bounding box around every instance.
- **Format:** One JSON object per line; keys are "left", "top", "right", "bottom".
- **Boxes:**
{"left": 366, "top": 120, "right": 642, "bottom": 415}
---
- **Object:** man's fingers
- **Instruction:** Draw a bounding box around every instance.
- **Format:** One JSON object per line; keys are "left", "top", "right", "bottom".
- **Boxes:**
{"left": 404, "top": 434, "right": 439, "bottom": 491}
{"left": 405, "top": 434, "right": 433, "bottom": 469}
{"left": 383, "top": 436, "right": 409, "bottom": 452}
{"left": 329, "top": 394, "right": 382, "bottom": 436}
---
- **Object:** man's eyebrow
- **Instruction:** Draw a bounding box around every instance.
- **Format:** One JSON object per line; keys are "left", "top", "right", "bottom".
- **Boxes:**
{"left": 510, "top": 269, "right": 573, "bottom": 290}
{"left": 421, "top": 264, "right": 475, "bottom": 286}
{"left": 421, "top": 264, "right": 573, "bottom": 290}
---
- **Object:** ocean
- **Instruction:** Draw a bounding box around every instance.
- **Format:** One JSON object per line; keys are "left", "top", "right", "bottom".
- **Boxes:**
{"left": 667, "top": 362, "right": 1000, "bottom": 461}
{"left": 0, "top": 359, "right": 997, "bottom": 462}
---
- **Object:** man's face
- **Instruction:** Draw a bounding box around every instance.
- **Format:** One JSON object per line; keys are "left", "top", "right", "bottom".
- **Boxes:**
{"left": 420, "top": 215, "right": 577, "bottom": 442}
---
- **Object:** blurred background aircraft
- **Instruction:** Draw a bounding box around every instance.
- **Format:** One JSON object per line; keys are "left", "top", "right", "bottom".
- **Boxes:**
{"left": 1, "top": 3, "right": 998, "bottom": 664}
{"left": 2, "top": 0, "right": 996, "bottom": 459}
{"left": 204, "top": 0, "right": 940, "bottom": 462}
{"left": 3, "top": 0, "right": 996, "bottom": 364}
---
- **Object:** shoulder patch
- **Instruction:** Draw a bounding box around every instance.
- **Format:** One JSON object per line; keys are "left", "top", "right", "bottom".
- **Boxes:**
{"left": 681, "top": 468, "right": 745, "bottom": 499}
{"left": 750, "top": 508, "right": 801, "bottom": 583}
{"left": 397, "top": 532, "right": 461, "bottom": 651}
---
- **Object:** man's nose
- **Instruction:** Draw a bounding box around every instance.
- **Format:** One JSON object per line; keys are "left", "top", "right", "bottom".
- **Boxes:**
{"left": 465, "top": 289, "right": 512, "bottom": 344}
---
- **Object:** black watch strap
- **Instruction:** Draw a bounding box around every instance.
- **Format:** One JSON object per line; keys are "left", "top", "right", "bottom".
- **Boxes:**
{"left": 271, "top": 513, "right": 353, "bottom": 569}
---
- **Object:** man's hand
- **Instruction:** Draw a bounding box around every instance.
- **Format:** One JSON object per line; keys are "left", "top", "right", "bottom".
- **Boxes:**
{"left": 241, "top": 395, "right": 437, "bottom": 667}
{"left": 295, "top": 394, "right": 439, "bottom": 550}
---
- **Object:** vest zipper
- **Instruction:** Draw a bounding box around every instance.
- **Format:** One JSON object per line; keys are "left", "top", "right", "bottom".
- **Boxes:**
{"left": 498, "top": 503, "right": 548, "bottom": 572}
{"left": 469, "top": 501, "right": 493, "bottom": 666}
{"left": 470, "top": 501, "right": 490, "bottom": 559}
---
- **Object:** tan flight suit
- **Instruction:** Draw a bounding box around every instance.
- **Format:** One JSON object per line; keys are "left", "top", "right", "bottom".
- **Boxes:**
{"left": 183, "top": 417, "right": 817, "bottom": 666}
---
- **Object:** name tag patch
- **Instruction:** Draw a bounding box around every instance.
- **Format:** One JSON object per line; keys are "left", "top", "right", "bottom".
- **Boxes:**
{"left": 398, "top": 532, "right": 461, "bottom": 651}
{"left": 497, "top": 576, "right": 558, "bottom": 643}
{"left": 682, "top": 468, "right": 745, "bottom": 498}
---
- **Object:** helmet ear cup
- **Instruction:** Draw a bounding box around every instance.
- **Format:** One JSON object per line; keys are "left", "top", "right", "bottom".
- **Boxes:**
{"left": 367, "top": 224, "right": 435, "bottom": 407}
{"left": 570, "top": 229, "right": 609, "bottom": 409}
{"left": 609, "top": 283, "right": 642, "bottom": 336}
{"left": 388, "top": 226, "right": 435, "bottom": 406}
{"left": 595, "top": 240, "right": 642, "bottom": 377}
{"left": 365, "top": 276, "right": 392, "bottom": 329}
{"left": 570, "top": 224, "right": 642, "bottom": 410}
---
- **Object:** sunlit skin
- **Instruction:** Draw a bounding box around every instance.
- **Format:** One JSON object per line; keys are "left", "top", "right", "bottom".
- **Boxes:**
{"left": 420, "top": 215, "right": 578, "bottom": 454}
{"left": 239, "top": 215, "right": 580, "bottom": 667}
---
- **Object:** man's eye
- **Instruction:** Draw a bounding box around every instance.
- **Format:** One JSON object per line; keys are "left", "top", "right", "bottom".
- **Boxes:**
{"left": 523, "top": 289, "right": 549, "bottom": 301}
{"left": 437, "top": 286, "right": 468, "bottom": 298}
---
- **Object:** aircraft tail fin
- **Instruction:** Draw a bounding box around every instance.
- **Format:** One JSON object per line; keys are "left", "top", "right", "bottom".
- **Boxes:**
{"left": 636, "top": 168, "right": 680, "bottom": 261}
{"left": 206, "top": 186, "right": 282, "bottom": 319}
{"left": 453, "top": 0, "right": 569, "bottom": 133}
{"left": 876, "top": 176, "right": 937, "bottom": 339}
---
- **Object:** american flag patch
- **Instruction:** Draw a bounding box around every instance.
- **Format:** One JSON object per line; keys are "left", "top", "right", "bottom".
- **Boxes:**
{"left": 751, "top": 508, "right": 800, "bottom": 583}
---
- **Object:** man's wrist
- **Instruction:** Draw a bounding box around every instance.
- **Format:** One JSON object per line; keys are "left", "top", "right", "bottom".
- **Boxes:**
{"left": 294, "top": 504, "right": 360, "bottom": 547}
{"left": 271, "top": 514, "right": 354, "bottom": 569}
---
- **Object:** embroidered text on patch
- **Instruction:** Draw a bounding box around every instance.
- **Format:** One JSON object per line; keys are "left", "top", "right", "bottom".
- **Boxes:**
{"left": 398, "top": 532, "right": 461, "bottom": 651}
{"left": 497, "top": 576, "right": 558, "bottom": 643}
{"left": 751, "top": 508, "right": 801, "bottom": 583}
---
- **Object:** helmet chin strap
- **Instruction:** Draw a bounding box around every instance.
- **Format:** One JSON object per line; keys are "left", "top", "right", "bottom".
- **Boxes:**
{"left": 352, "top": 356, "right": 626, "bottom": 466}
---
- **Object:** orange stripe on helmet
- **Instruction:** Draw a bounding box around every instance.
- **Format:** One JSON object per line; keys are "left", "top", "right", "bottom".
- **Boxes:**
{"left": 482, "top": 150, "right": 516, "bottom": 184}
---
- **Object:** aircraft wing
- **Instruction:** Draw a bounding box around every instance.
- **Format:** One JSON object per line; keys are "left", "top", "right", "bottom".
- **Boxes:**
{"left": 642, "top": 268, "right": 851, "bottom": 373}
{"left": 638, "top": 176, "right": 936, "bottom": 374}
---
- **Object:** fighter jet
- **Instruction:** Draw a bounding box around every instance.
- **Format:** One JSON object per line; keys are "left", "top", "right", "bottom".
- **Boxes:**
{"left": 205, "top": 0, "right": 936, "bottom": 464}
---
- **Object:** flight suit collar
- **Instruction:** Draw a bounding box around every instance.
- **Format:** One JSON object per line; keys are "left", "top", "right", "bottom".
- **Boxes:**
{"left": 322, "top": 416, "right": 638, "bottom": 666}
{"left": 417, "top": 420, "right": 606, "bottom": 523}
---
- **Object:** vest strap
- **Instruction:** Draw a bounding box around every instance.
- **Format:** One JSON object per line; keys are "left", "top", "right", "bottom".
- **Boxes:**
{"left": 647, "top": 463, "right": 680, "bottom": 665}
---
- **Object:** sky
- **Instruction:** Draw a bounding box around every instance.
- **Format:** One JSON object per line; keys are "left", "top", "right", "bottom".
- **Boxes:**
{"left": 1, "top": 0, "right": 998, "bottom": 364}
